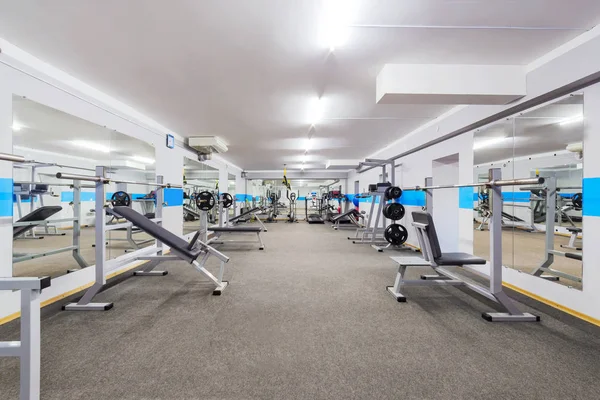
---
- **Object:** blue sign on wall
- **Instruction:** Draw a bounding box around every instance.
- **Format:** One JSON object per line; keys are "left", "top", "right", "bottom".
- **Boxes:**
{"left": 166, "top": 134, "right": 175, "bottom": 149}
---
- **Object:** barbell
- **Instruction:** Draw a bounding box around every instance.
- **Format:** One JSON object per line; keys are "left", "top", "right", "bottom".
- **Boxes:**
{"left": 196, "top": 191, "right": 216, "bottom": 211}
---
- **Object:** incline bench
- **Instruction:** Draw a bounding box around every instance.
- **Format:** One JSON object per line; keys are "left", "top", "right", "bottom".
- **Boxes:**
{"left": 331, "top": 209, "right": 363, "bottom": 230}
{"left": 227, "top": 206, "right": 268, "bottom": 231}
{"left": 387, "top": 211, "right": 538, "bottom": 322}
{"left": 110, "top": 206, "right": 230, "bottom": 294}
{"left": 13, "top": 206, "right": 63, "bottom": 239}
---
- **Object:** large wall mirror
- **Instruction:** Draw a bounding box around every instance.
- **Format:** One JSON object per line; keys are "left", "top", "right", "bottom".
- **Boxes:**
{"left": 12, "top": 96, "right": 155, "bottom": 279}
{"left": 472, "top": 93, "right": 584, "bottom": 289}
{"left": 183, "top": 157, "right": 218, "bottom": 234}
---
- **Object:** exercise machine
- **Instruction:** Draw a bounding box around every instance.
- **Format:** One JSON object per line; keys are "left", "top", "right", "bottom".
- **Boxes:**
{"left": 55, "top": 168, "right": 229, "bottom": 311}
{"left": 286, "top": 191, "right": 298, "bottom": 223}
{"left": 387, "top": 169, "right": 542, "bottom": 322}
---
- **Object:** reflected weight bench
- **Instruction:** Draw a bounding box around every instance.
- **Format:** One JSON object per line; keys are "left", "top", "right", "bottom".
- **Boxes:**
{"left": 387, "top": 211, "right": 539, "bottom": 322}
{"left": 13, "top": 206, "right": 63, "bottom": 239}
{"left": 208, "top": 225, "right": 265, "bottom": 250}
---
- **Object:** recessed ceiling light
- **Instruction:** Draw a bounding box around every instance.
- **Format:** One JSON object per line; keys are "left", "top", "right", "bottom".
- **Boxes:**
{"left": 320, "top": 0, "right": 355, "bottom": 51}
{"left": 308, "top": 97, "right": 324, "bottom": 125}
{"left": 12, "top": 122, "right": 24, "bottom": 131}
{"left": 131, "top": 155, "right": 155, "bottom": 164}
{"left": 305, "top": 137, "right": 312, "bottom": 151}
{"left": 559, "top": 114, "right": 583, "bottom": 126}
{"left": 71, "top": 140, "right": 110, "bottom": 153}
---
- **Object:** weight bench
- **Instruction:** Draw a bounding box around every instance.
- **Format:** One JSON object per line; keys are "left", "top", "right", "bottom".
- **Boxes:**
{"left": 13, "top": 206, "right": 63, "bottom": 239}
{"left": 208, "top": 225, "right": 265, "bottom": 250}
{"left": 561, "top": 227, "right": 582, "bottom": 250}
{"left": 228, "top": 207, "right": 268, "bottom": 232}
{"left": 331, "top": 209, "right": 362, "bottom": 230}
{"left": 387, "top": 211, "right": 538, "bottom": 322}
{"left": 109, "top": 206, "right": 230, "bottom": 294}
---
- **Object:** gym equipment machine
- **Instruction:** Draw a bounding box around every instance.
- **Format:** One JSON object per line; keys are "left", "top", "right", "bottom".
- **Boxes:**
{"left": 55, "top": 168, "right": 229, "bottom": 311}
{"left": 286, "top": 191, "right": 298, "bottom": 223}
{"left": 387, "top": 168, "right": 542, "bottom": 322}
{"left": 305, "top": 193, "right": 325, "bottom": 224}
{"left": 527, "top": 176, "right": 583, "bottom": 283}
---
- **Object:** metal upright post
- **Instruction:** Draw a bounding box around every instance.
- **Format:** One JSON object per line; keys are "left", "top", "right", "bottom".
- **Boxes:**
{"left": 20, "top": 288, "right": 41, "bottom": 400}
{"left": 155, "top": 175, "right": 164, "bottom": 254}
{"left": 531, "top": 175, "right": 562, "bottom": 280}
{"left": 71, "top": 180, "right": 88, "bottom": 269}
{"left": 488, "top": 168, "right": 503, "bottom": 296}
{"left": 424, "top": 177, "right": 433, "bottom": 215}
{"left": 63, "top": 166, "right": 113, "bottom": 311}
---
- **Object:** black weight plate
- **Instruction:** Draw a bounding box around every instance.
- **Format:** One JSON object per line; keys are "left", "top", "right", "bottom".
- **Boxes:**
{"left": 383, "top": 203, "right": 405, "bottom": 221}
{"left": 384, "top": 224, "right": 408, "bottom": 246}
{"left": 221, "top": 193, "right": 233, "bottom": 208}
{"left": 572, "top": 192, "right": 583, "bottom": 208}
{"left": 385, "top": 186, "right": 402, "bottom": 200}
{"left": 196, "top": 191, "right": 216, "bottom": 211}
{"left": 111, "top": 191, "right": 131, "bottom": 207}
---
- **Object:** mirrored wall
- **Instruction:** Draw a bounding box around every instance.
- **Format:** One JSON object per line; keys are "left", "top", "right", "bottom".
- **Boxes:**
{"left": 473, "top": 93, "right": 584, "bottom": 289}
{"left": 183, "top": 157, "right": 218, "bottom": 234}
{"left": 12, "top": 96, "right": 155, "bottom": 279}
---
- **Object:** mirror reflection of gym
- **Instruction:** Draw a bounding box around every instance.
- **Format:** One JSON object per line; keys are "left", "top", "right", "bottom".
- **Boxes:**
{"left": 472, "top": 93, "right": 584, "bottom": 289}
{"left": 12, "top": 96, "right": 156, "bottom": 279}
{"left": 183, "top": 158, "right": 218, "bottom": 234}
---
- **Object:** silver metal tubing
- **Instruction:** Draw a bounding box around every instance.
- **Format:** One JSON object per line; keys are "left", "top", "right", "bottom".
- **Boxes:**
{"left": 0, "top": 152, "right": 26, "bottom": 163}
{"left": 405, "top": 177, "right": 544, "bottom": 191}
{"left": 56, "top": 172, "right": 182, "bottom": 188}
{"left": 56, "top": 172, "right": 107, "bottom": 183}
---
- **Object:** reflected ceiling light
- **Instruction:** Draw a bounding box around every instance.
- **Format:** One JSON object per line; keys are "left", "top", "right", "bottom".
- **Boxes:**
{"left": 473, "top": 137, "right": 507, "bottom": 151}
{"left": 71, "top": 140, "right": 110, "bottom": 153}
{"left": 131, "top": 155, "right": 155, "bottom": 164}
{"left": 307, "top": 97, "right": 324, "bottom": 125}
{"left": 12, "top": 122, "right": 24, "bottom": 131}
{"left": 559, "top": 114, "right": 584, "bottom": 126}
{"left": 320, "top": 0, "right": 355, "bottom": 51}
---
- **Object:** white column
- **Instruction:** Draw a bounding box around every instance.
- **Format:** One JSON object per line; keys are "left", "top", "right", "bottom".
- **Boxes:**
{"left": 0, "top": 88, "right": 13, "bottom": 277}
{"left": 155, "top": 144, "right": 183, "bottom": 237}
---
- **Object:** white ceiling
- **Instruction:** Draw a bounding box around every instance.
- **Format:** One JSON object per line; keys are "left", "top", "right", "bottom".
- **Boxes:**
{"left": 1, "top": 1, "right": 599, "bottom": 170}
{"left": 12, "top": 96, "right": 155, "bottom": 163}
{"left": 474, "top": 95, "right": 584, "bottom": 164}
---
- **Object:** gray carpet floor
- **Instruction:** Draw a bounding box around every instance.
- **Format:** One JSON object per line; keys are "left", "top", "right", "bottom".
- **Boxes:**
{"left": 1, "top": 222, "right": 600, "bottom": 399}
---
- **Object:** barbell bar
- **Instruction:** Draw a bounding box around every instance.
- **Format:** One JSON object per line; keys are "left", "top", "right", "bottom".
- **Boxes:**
{"left": 403, "top": 177, "right": 544, "bottom": 191}
{"left": 55, "top": 172, "right": 182, "bottom": 188}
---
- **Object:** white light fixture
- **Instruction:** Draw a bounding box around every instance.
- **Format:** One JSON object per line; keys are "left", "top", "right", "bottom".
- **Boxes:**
{"left": 320, "top": 0, "right": 355, "bottom": 52}
{"left": 302, "top": 154, "right": 308, "bottom": 163}
{"left": 305, "top": 137, "right": 312, "bottom": 151}
{"left": 307, "top": 97, "right": 324, "bottom": 125}
{"left": 559, "top": 114, "right": 584, "bottom": 126}
{"left": 71, "top": 140, "right": 111, "bottom": 153}
{"left": 473, "top": 137, "right": 507, "bottom": 151}
{"left": 131, "top": 155, "right": 155, "bottom": 164}
{"left": 12, "top": 122, "right": 24, "bottom": 131}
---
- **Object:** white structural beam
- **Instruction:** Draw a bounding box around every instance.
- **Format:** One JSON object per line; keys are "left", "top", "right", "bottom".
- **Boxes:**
{"left": 245, "top": 170, "right": 348, "bottom": 180}
{"left": 326, "top": 159, "right": 361, "bottom": 170}
{"left": 376, "top": 64, "right": 526, "bottom": 105}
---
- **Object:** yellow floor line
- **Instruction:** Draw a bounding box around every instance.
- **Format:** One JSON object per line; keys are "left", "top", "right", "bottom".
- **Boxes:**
{"left": 502, "top": 282, "right": 600, "bottom": 327}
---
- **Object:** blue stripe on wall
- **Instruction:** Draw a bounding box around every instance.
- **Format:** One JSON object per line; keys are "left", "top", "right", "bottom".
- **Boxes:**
{"left": 235, "top": 194, "right": 253, "bottom": 202}
{"left": 502, "top": 191, "right": 530, "bottom": 203}
{"left": 399, "top": 190, "right": 425, "bottom": 207}
{"left": 0, "top": 178, "right": 13, "bottom": 217}
{"left": 459, "top": 187, "right": 475, "bottom": 209}
{"left": 164, "top": 188, "right": 183, "bottom": 207}
{"left": 583, "top": 177, "right": 600, "bottom": 217}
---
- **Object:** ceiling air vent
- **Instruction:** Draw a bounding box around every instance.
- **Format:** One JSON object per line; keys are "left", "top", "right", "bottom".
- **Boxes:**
{"left": 188, "top": 136, "right": 228, "bottom": 155}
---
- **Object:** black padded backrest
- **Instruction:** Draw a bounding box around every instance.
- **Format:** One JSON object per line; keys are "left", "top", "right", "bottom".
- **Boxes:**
{"left": 411, "top": 212, "right": 442, "bottom": 259}
{"left": 13, "top": 206, "right": 63, "bottom": 238}
{"left": 111, "top": 206, "right": 201, "bottom": 263}
{"left": 229, "top": 207, "right": 261, "bottom": 222}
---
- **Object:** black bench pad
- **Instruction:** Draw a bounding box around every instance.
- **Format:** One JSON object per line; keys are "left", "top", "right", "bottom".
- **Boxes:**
{"left": 331, "top": 209, "right": 358, "bottom": 222}
{"left": 436, "top": 253, "right": 487, "bottom": 266}
{"left": 229, "top": 207, "right": 262, "bottom": 223}
{"left": 13, "top": 206, "right": 63, "bottom": 238}
{"left": 111, "top": 206, "right": 201, "bottom": 263}
{"left": 565, "top": 252, "right": 583, "bottom": 261}
{"left": 209, "top": 226, "right": 262, "bottom": 233}
{"left": 567, "top": 227, "right": 582, "bottom": 233}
